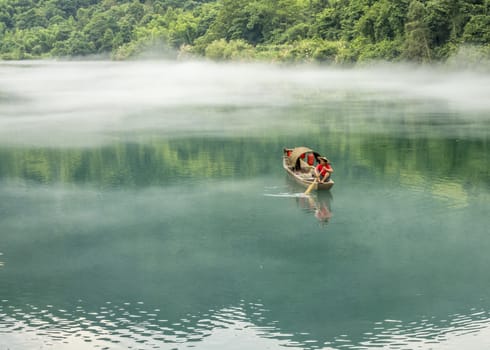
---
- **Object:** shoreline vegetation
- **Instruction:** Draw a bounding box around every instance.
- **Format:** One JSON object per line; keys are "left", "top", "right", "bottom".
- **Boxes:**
{"left": 0, "top": 0, "right": 489, "bottom": 66}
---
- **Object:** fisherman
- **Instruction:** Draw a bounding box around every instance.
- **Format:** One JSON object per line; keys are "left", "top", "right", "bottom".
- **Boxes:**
{"left": 314, "top": 156, "right": 333, "bottom": 183}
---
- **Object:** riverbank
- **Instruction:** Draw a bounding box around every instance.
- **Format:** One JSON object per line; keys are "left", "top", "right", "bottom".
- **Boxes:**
{"left": 1, "top": 0, "right": 489, "bottom": 67}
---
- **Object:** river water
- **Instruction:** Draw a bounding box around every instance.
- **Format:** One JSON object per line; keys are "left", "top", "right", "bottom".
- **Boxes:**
{"left": 0, "top": 61, "right": 489, "bottom": 350}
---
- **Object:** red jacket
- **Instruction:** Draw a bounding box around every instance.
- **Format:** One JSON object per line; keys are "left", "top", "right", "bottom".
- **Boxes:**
{"left": 316, "top": 163, "right": 332, "bottom": 177}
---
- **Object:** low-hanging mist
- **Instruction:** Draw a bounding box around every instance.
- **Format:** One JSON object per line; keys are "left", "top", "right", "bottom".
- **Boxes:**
{"left": 0, "top": 60, "right": 489, "bottom": 147}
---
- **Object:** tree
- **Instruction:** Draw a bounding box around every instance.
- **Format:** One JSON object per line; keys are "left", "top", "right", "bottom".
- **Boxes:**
{"left": 14, "top": 8, "right": 46, "bottom": 29}
{"left": 0, "top": 1, "right": 15, "bottom": 29}
{"left": 52, "top": 31, "right": 95, "bottom": 56}
{"left": 357, "top": 0, "right": 408, "bottom": 43}
{"left": 425, "top": 0, "right": 457, "bottom": 46}
{"left": 312, "top": 7, "right": 343, "bottom": 41}
{"left": 82, "top": 11, "right": 119, "bottom": 52}
{"left": 463, "top": 14, "right": 490, "bottom": 44}
{"left": 403, "top": 0, "right": 431, "bottom": 61}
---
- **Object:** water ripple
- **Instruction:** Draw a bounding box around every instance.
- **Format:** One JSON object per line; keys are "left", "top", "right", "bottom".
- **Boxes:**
{"left": 1, "top": 300, "right": 490, "bottom": 349}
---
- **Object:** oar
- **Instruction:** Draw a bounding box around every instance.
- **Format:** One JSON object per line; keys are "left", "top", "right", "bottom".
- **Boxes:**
{"left": 304, "top": 178, "right": 317, "bottom": 195}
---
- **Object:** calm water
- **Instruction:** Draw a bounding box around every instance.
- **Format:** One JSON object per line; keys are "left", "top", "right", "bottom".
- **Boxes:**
{"left": 1, "top": 61, "right": 490, "bottom": 350}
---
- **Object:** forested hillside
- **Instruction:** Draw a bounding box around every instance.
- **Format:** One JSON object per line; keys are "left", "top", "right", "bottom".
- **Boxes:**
{"left": 0, "top": 0, "right": 489, "bottom": 63}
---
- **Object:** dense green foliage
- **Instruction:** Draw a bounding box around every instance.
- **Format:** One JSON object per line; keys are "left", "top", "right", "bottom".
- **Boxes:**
{"left": 0, "top": 0, "right": 489, "bottom": 63}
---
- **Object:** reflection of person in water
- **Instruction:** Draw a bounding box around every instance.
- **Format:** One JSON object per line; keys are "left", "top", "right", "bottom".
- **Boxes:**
{"left": 295, "top": 190, "right": 332, "bottom": 225}
{"left": 309, "top": 193, "right": 332, "bottom": 223}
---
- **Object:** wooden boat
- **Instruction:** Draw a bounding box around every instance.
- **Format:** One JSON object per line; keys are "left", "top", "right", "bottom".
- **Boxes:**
{"left": 283, "top": 146, "right": 334, "bottom": 191}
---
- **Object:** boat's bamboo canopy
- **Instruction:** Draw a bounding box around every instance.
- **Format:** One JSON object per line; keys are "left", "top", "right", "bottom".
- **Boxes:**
{"left": 288, "top": 146, "right": 319, "bottom": 165}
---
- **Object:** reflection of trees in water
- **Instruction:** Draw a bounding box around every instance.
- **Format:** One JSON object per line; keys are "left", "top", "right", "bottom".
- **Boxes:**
{"left": 0, "top": 124, "right": 488, "bottom": 192}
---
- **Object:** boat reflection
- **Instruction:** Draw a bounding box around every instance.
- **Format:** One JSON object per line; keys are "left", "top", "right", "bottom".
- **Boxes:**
{"left": 295, "top": 190, "right": 333, "bottom": 225}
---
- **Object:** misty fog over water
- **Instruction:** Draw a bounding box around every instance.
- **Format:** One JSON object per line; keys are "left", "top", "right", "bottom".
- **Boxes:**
{"left": 0, "top": 60, "right": 489, "bottom": 147}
